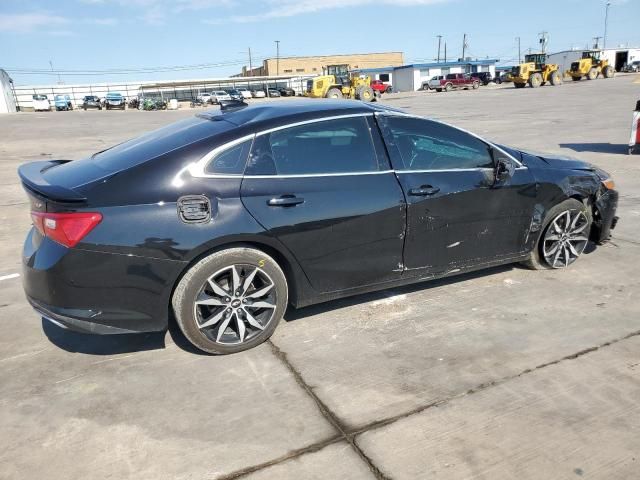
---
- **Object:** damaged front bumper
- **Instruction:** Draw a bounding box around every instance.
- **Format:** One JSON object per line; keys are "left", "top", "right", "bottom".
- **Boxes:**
{"left": 591, "top": 189, "right": 619, "bottom": 244}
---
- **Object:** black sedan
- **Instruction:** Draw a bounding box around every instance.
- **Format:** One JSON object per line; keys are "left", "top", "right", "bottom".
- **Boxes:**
{"left": 19, "top": 100, "right": 619, "bottom": 354}
{"left": 81, "top": 95, "right": 102, "bottom": 110}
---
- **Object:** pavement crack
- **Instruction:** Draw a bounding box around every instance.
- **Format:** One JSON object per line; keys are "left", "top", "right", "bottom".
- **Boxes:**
{"left": 215, "top": 330, "right": 640, "bottom": 479}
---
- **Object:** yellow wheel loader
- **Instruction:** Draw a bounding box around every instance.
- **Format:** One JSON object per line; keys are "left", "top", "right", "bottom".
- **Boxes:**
{"left": 512, "top": 53, "right": 562, "bottom": 89}
{"left": 568, "top": 50, "right": 615, "bottom": 81}
{"left": 305, "top": 64, "right": 375, "bottom": 102}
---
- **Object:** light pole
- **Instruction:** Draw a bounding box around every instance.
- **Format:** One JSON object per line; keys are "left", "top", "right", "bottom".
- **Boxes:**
{"left": 516, "top": 36, "right": 521, "bottom": 63}
{"left": 275, "top": 40, "right": 280, "bottom": 76}
{"left": 603, "top": 1, "right": 611, "bottom": 49}
{"left": 436, "top": 35, "right": 442, "bottom": 62}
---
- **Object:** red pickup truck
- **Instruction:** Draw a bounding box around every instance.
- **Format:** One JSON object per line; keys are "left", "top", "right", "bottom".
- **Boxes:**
{"left": 370, "top": 79, "right": 393, "bottom": 94}
{"left": 429, "top": 73, "right": 480, "bottom": 92}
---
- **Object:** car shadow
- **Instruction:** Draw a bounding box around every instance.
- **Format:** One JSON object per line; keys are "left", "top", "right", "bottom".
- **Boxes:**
{"left": 284, "top": 264, "right": 514, "bottom": 323}
{"left": 558, "top": 143, "right": 628, "bottom": 155}
{"left": 42, "top": 318, "right": 167, "bottom": 355}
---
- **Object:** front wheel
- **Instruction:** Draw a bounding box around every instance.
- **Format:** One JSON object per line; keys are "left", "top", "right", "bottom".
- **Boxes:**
{"left": 472, "top": 81, "right": 479, "bottom": 89}
{"left": 549, "top": 70, "right": 562, "bottom": 86}
{"left": 522, "top": 199, "right": 592, "bottom": 270}
{"left": 325, "top": 87, "right": 343, "bottom": 99}
{"left": 603, "top": 65, "right": 614, "bottom": 78}
{"left": 172, "top": 247, "right": 288, "bottom": 354}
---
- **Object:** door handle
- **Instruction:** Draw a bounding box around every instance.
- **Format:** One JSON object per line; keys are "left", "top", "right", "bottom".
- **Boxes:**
{"left": 267, "top": 195, "right": 304, "bottom": 207}
{"left": 408, "top": 185, "right": 440, "bottom": 196}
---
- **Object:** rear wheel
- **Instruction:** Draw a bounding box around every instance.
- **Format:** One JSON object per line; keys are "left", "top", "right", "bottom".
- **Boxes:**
{"left": 549, "top": 70, "right": 562, "bottom": 86}
{"left": 587, "top": 68, "right": 598, "bottom": 80}
{"left": 325, "top": 87, "right": 343, "bottom": 99}
{"left": 358, "top": 85, "right": 375, "bottom": 102}
{"left": 385, "top": 86, "right": 393, "bottom": 93}
{"left": 173, "top": 247, "right": 288, "bottom": 355}
{"left": 528, "top": 73, "right": 543, "bottom": 88}
{"left": 522, "top": 199, "right": 592, "bottom": 270}
{"left": 603, "top": 65, "right": 614, "bottom": 78}
{"left": 472, "top": 81, "right": 479, "bottom": 89}
{"left": 444, "top": 83, "right": 453, "bottom": 92}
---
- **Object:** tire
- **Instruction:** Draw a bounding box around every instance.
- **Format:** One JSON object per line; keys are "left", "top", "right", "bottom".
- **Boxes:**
{"left": 358, "top": 85, "right": 375, "bottom": 102}
{"left": 549, "top": 70, "right": 562, "bottom": 86}
{"left": 522, "top": 199, "right": 592, "bottom": 270}
{"left": 436, "top": 88, "right": 442, "bottom": 92}
{"left": 528, "top": 73, "right": 543, "bottom": 88}
{"left": 444, "top": 83, "right": 453, "bottom": 92}
{"left": 514, "top": 82, "right": 526, "bottom": 89}
{"left": 385, "top": 86, "right": 393, "bottom": 93}
{"left": 603, "top": 65, "right": 614, "bottom": 78}
{"left": 325, "top": 87, "right": 343, "bottom": 99}
{"left": 572, "top": 76, "right": 582, "bottom": 81}
{"left": 173, "top": 247, "right": 289, "bottom": 355}
{"left": 587, "top": 68, "right": 597, "bottom": 80}
{"left": 472, "top": 81, "right": 479, "bottom": 89}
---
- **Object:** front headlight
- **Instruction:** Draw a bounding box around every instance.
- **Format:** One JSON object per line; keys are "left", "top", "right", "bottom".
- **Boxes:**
{"left": 594, "top": 168, "right": 615, "bottom": 190}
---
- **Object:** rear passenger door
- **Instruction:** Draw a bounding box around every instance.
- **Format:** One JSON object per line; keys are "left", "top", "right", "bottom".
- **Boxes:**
{"left": 240, "top": 115, "right": 406, "bottom": 293}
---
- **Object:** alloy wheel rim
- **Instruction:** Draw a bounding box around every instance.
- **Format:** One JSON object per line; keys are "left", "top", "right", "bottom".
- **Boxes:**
{"left": 193, "top": 264, "right": 276, "bottom": 345}
{"left": 542, "top": 210, "right": 589, "bottom": 268}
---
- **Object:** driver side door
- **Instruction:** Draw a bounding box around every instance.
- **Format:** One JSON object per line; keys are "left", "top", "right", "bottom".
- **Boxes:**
{"left": 377, "top": 114, "right": 537, "bottom": 274}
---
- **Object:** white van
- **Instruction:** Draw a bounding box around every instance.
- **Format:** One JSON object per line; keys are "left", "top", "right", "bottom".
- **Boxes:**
{"left": 32, "top": 94, "right": 51, "bottom": 112}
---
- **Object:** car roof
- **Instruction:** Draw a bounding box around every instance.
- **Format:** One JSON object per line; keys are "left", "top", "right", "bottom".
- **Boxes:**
{"left": 197, "top": 99, "right": 398, "bottom": 129}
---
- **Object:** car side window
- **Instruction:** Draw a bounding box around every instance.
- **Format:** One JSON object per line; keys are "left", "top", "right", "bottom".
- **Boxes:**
{"left": 245, "top": 117, "right": 379, "bottom": 175}
{"left": 385, "top": 117, "right": 494, "bottom": 171}
{"left": 205, "top": 139, "right": 252, "bottom": 175}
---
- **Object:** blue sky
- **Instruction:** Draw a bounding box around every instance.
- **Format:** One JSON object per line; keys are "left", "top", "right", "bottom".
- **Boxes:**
{"left": 1, "top": 0, "right": 638, "bottom": 85}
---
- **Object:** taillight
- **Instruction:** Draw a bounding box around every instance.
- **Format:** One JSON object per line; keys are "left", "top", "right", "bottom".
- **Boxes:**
{"left": 30, "top": 212, "right": 102, "bottom": 248}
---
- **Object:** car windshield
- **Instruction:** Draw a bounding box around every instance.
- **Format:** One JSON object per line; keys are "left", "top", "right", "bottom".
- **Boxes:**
{"left": 33, "top": 95, "right": 47, "bottom": 100}
{"left": 55, "top": 95, "right": 65, "bottom": 100}
{"left": 215, "top": 91, "right": 227, "bottom": 95}
{"left": 106, "top": 93, "right": 122, "bottom": 98}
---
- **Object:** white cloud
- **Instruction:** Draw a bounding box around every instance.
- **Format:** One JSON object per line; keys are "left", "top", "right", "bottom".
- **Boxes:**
{"left": 207, "top": 0, "right": 450, "bottom": 23}
{"left": 0, "top": 13, "right": 69, "bottom": 33}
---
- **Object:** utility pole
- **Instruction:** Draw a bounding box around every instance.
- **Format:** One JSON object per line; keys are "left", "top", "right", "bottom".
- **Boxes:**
{"left": 248, "top": 47, "right": 253, "bottom": 77}
{"left": 275, "top": 40, "right": 280, "bottom": 76}
{"left": 593, "top": 36, "right": 602, "bottom": 49}
{"left": 49, "top": 60, "right": 62, "bottom": 84}
{"left": 539, "top": 31, "right": 548, "bottom": 54}
{"left": 516, "top": 36, "right": 521, "bottom": 63}
{"left": 603, "top": 0, "right": 611, "bottom": 49}
{"left": 461, "top": 33, "right": 467, "bottom": 60}
{"left": 437, "top": 35, "right": 442, "bottom": 62}
{"left": 444, "top": 42, "right": 447, "bottom": 63}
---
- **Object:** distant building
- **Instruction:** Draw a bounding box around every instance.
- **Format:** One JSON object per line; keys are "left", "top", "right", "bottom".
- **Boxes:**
{"left": 0, "top": 69, "right": 16, "bottom": 114}
{"left": 547, "top": 47, "right": 640, "bottom": 73}
{"left": 236, "top": 52, "right": 404, "bottom": 77}
{"left": 392, "top": 59, "right": 499, "bottom": 92}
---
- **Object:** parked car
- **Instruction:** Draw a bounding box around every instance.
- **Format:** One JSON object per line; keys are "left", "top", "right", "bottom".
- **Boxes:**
{"left": 251, "top": 89, "right": 266, "bottom": 98}
{"left": 54, "top": 95, "right": 73, "bottom": 111}
{"left": 430, "top": 73, "right": 480, "bottom": 92}
{"left": 32, "top": 94, "right": 51, "bottom": 112}
{"left": 19, "top": 100, "right": 619, "bottom": 354}
{"left": 239, "top": 89, "right": 253, "bottom": 100}
{"left": 198, "top": 93, "right": 213, "bottom": 105}
{"left": 421, "top": 76, "right": 442, "bottom": 91}
{"left": 267, "top": 89, "right": 281, "bottom": 97}
{"left": 624, "top": 61, "right": 640, "bottom": 73}
{"left": 279, "top": 87, "right": 296, "bottom": 97}
{"left": 475, "top": 72, "right": 496, "bottom": 85}
{"left": 105, "top": 92, "right": 126, "bottom": 110}
{"left": 226, "top": 89, "right": 244, "bottom": 101}
{"left": 370, "top": 80, "right": 393, "bottom": 94}
{"left": 212, "top": 91, "right": 232, "bottom": 104}
{"left": 82, "top": 95, "right": 102, "bottom": 110}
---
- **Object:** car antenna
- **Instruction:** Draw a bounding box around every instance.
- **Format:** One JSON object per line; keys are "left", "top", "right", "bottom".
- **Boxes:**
{"left": 219, "top": 100, "right": 248, "bottom": 112}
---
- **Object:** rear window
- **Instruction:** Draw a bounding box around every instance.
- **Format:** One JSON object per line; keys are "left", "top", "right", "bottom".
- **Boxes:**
{"left": 90, "top": 117, "right": 233, "bottom": 172}
{"left": 446, "top": 74, "right": 456, "bottom": 80}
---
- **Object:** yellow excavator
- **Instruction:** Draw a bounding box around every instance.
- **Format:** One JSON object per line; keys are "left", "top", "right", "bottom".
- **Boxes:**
{"left": 306, "top": 64, "right": 375, "bottom": 102}
{"left": 512, "top": 53, "right": 562, "bottom": 88}
{"left": 568, "top": 50, "right": 615, "bottom": 81}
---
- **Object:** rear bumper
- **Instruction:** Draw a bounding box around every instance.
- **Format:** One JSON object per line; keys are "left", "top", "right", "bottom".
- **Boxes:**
{"left": 23, "top": 229, "right": 185, "bottom": 334}
{"left": 592, "top": 189, "right": 619, "bottom": 243}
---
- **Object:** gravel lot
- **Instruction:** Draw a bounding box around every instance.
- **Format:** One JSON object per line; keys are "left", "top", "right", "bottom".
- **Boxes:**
{"left": 1, "top": 75, "right": 639, "bottom": 480}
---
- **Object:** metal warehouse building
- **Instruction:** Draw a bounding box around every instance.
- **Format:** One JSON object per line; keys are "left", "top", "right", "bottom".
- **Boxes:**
{"left": 547, "top": 47, "right": 640, "bottom": 73}
{"left": 392, "top": 59, "right": 499, "bottom": 92}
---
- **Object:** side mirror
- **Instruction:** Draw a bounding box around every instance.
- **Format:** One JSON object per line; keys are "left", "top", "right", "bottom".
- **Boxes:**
{"left": 492, "top": 148, "right": 515, "bottom": 185}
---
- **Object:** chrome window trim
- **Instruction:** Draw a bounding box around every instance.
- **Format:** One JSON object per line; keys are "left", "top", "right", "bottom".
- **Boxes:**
{"left": 190, "top": 133, "right": 255, "bottom": 178}
{"left": 223, "top": 170, "right": 395, "bottom": 179}
{"left": 374, "top": 111, "right": 526, "bottom": 168}
{"left": 255, "top": 113, "right": 373, "bottom": 136}
{"left": 396, "top": 168, "right": 495, "bottom": 174}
